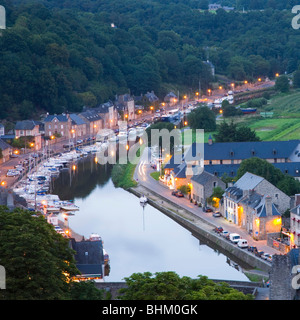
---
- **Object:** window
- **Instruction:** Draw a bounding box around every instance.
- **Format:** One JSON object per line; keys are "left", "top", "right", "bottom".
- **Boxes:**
{"left": 61, "top": 125, "right": 63, "bottom": 129}
{"left": 48, "top": 124, "right": 51, "bottom": 129}
{"left": 213, "top": 181, "right": 217, "bottom": 187}
{"left": 275, "top": 194, "right": 279, "bottom": 199}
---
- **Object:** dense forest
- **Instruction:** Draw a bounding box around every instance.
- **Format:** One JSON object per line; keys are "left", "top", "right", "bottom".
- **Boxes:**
{"left": 1, "top": 0, "right": 300, "bottom": 120}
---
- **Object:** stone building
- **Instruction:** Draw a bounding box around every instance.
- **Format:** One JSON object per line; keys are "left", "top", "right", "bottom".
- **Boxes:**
{"left": 43, "top": 114, "right": 72, "bottom": 139}
{"left": 191, "top": 171, "right": 226, "bottom": 206}
{"left": 14, "top": 120, "right": 42, "bottom": 151}
{"left": 290, "top": 195, "right": 300, "bottom": 247}
{"left": 222, "top": 172, "right": 290, "bottom": 240}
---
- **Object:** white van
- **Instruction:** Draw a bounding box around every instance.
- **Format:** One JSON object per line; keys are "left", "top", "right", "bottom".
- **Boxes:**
{"left": 237, "top": 239, "right": 248, "bottom": 248}
{"left": 229, "top": 233, "right": 241, "bottom": 244}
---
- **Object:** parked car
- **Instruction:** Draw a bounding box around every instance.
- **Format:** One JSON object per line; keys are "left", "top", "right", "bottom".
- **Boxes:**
{"left": 237, "top": 239, "right": 248, "bottom": 249}
{"left": 175, "top": 191, "right": 184, "bottom": 198}
{"left": 221, "top": 231, "right": 229, "bottom": 238}
{"left": 171, "top": 190, "right": 184, "bottom": 197}
{"left": 204, "top": 207, "right": 213, "bottom": 212}
{"left": 213, "top": 227, "right": 223, "bottom": 233}
{"left": 255, "top": 250, "right": 264, "bottom": 258}
{"left": 247, "top": 246, "right": 258, "bottom": 253}
{"left": 262, "top": 253, "right": 272, "bottom": 262}
{"left": 229, "top": 233, "right": 241, "bottom": 244}
{"left": 213, "top": 212, "right": 221, "bottom": 217}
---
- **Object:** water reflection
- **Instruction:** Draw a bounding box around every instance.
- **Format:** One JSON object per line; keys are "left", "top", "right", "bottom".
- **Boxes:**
{"left": 53, "top": 156, "right": 249, "bottom": 282}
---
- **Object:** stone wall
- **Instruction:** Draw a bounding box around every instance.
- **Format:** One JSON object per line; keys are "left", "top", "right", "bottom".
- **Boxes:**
{"left": 255, "top": 180, "right": 290, "bottom": 213}
{"left": 269, "top": 254, "right": 293, "bottom": 300}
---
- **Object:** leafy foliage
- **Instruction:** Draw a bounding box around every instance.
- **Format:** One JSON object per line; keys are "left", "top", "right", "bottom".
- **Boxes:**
{"left": 0, "top": 206, "right": 78, "bottom": 299}
{"left": 237, "top": 157, "right": 300, "bottom": 196}
{"left": 1, "top": 0, "right": 300, "bottom": 121}
{"left": 214, "top": 121, "right": 260, "bottom": 142}
{"left": 187, "top": 107, "right": 216, "bottom": 131}
{"left": 118, "top": 271, "right": 254, "bottom": 300}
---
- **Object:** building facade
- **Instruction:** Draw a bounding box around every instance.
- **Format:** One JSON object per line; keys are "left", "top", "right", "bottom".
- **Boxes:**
{"left": 191, "top": 171, "right": 226, "bottom": 206}
{"left": 15, "top": 120, "right": 42, "bottom": 151}
{"left": 222, "top": 172, "right": 290, "bottom": 240}
{"left": 44, "top": 114, "right": 72, "bottom": 139}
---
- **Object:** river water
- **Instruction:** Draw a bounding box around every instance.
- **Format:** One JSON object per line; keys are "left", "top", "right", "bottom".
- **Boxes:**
{"left": 53, "top": 155, "right": 249, "bottom": 282}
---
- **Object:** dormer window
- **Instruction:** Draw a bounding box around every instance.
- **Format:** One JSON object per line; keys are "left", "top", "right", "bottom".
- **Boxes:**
{"left": 251, "top": 149, "right": 255, "bottom": 156}
{"left": 273, "top": 149, "right": 277, "bottom": 155}
{"left": 230, "top": 150, "right": 234, "bottom": 157}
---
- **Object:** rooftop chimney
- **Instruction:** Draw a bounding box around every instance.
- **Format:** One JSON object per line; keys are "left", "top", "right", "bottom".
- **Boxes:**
{"left": 265, "top": 196, "right": 272, "bottom": 217}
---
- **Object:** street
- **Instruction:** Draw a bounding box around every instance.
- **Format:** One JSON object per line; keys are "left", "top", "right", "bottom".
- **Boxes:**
{"left": 134, "top": 147, "right": 280, "bottom": 257}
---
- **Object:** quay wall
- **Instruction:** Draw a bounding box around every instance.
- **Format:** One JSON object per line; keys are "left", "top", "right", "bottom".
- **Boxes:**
{"left": 129, "top": 186, "right": 271, "bottom": 273}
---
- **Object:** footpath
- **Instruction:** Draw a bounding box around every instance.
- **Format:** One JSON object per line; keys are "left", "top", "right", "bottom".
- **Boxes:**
{"left": 131, "top": 151, "right": 276, "bottom": 276}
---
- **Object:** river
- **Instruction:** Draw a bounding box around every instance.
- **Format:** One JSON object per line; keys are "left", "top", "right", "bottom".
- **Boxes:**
{"left": 52, "top": 155, "right": 249, "bottom": 282}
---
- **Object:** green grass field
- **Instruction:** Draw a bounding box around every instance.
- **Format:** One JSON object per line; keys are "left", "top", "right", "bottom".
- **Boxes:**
{"left": 228, "top": 89, "right": 300, "bottom": 141}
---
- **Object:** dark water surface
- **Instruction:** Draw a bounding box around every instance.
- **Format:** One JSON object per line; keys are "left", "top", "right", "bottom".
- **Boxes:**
{"left": 53, "top": 156, "right": 249, "bottom": 282}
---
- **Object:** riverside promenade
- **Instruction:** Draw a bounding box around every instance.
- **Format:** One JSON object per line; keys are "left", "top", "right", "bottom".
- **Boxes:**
{"left": 132, "top": 147, "right": 278, "bottom": 274}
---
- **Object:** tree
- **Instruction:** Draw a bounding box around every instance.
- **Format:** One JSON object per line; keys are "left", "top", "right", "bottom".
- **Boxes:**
{"left": 275, "top": 75, "right": 290, "bottom": 93}
{"left": 0, "top": 207, "right": 78, "bottom": 300}
{"left": 236, "top": 157, "right": 300, "bottom": 196}
{"left": 214, "top": 121, "right": 260, "bottom": 142}
{"left": 199, "top": 0, "right": 209, "bottom": 10}
{"left": 118, "top": 272, "right": 253, "bottom": 300}
{"left": 69, "top": 281, "right": 104, "bottom": 300}
{"left": 293, "top": 70, "right": 300, "bottom": 88}
{"left": 187, "top": 107, "right": 216, "bottom": 131}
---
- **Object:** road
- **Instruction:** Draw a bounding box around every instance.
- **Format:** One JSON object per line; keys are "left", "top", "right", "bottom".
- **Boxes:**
{"left": 134, "top": 147, "right": 280, "bottom": 257}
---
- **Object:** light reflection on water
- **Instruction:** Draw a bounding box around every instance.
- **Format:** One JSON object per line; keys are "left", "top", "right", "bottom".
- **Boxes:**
{"left": 53, "top": 158, "right": 249, "bottom": 282}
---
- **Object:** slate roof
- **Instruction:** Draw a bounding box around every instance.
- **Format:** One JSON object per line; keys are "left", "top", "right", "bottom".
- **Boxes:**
{"left": 0, "top": 138, "right": 12, "bottom": 151}
{"left": 172, "top": 162, "right": 186, "bottom": 178}
{"left": 69, "top": 113, "right": 87, "bottom": 126}
{"left": 239, "top": 192, "right": 280, "bottom": 217}
{"left": 191, "top": 170, "right": 219, "bottom": 185}
{"left": 204, "top": 162, "right": 300, "bottom": 179}
{"left": 96, "top": 101, "right": 114, "bottom": 113}
{"left": 44, "top": 114, "right": 69, "bottom": 122}
{"left": 188, "top": 140, "right": 300, "bottom": 161}
{"left": 290, "top": 205, "right": 300, "bottom": 216}
{"left": 79, "top": 109, "right": 102, "bottom": 122}
{"left": 70, "top": 239, "right": 104, "bottom": 277}
{"left": 15, "top": 120, "right": 37, "bottom": 130}
{"left": 234, "top": 172, "right": 264, "bottom": 190}
{"left": 225, "top": 186, "right": 243, "bottom": 201}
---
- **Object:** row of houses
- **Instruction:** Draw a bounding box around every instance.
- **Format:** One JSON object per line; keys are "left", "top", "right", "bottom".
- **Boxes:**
{"left": 162, "top": 138, "right": 300, "bottom": 247}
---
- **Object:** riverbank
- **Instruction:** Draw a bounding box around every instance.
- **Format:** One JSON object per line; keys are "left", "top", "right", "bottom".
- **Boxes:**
{"left": 129, "top": 183, "right": 272, "bottom": 274}
{"left": 111, "top": 162, "right": 137, "bottom": 189}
